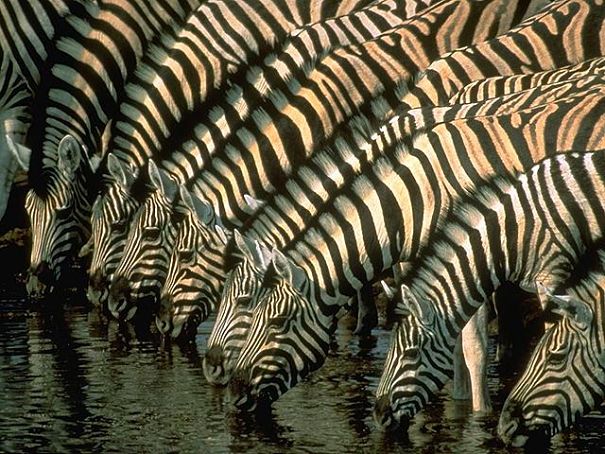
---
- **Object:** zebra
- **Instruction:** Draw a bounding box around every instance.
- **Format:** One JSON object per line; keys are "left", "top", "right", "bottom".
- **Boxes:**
{"left": 18, "top": 0, "right": 201, "bottom": 298}
{"left": 85, "top": 0, "right": 385, "bottom": 309}
{"left": 0, "top": 1, "right": 97, "bottom": 221}
{"left": 221, "top": 86, "right": 605, "bottom": 411}
{"left": 202, "top": 68, "right": 605, "bottom": 387}
{"left": 108, "top": 0, "right": 537, "bottom": 321}
{"left": 374, "top": 149, "right": 605, "bottom": 431}
{"left": 498, "top": 254, "right": 605, "bottom": 445}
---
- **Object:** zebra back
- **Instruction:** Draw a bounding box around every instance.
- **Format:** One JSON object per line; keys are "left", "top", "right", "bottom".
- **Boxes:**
{"left": 226, "top": 87, "right": 605, "bottom": 411}
{"left": 449, "top": 56, "right": 605, "bottom": 104}
{"left": 376, "top": 149, "right": 605, "bottom": 432}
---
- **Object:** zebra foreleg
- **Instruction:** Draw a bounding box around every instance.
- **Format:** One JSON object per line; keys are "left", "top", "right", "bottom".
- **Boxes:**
{"left": 461, "top": 303, "right": 492, "bottom": 413}
{"left": 353, "top": 283, "right": 378, "bottom": 337}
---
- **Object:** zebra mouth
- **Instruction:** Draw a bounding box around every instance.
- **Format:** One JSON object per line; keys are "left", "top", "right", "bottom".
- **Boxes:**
{"left": 499, "top": 419, "right": 551, "bottom": 447}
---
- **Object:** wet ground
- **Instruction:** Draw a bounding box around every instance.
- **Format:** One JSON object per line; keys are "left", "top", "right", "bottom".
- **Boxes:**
{"left": 1, "top": 298, "right": 605, "bottom": 453}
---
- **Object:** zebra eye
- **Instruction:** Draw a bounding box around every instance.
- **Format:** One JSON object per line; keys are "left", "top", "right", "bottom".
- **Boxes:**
{"left": 178, "top": 249, "right": 196, "bottom": 262}
{"left": 236, "top": 295, "right": 252, "bottom": 306}
{"left": 56, "top": 204, "right": 71, "bottom": 218}
{"left": 112, "top": 219, "right": 128, "bottom": 232}
{"left": 142, "top": 226, "right": 160, "bottom": 240}
{"left": 547, "top": 346, "right": 568, "bottom": 366}
{"left": 405, "top": 347, "right": 420, "bottom": 360}
{"left": 268, "top": 316, "right": 288, "bottom": 329}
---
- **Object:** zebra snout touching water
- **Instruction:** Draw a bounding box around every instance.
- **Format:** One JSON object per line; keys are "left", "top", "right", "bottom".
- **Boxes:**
{"left": 498, "top": 249, "right": 605, "bottom": 447}
{"left": 24, "top": 135, "right": 94, "bottom": 299}
{"left": 107, "top": 161, "right": 178, "bottom": 321}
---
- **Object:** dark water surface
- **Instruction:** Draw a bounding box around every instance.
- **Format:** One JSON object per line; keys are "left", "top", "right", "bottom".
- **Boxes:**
{"left": 1, "top": 300, "right": 604, "bottom": 453}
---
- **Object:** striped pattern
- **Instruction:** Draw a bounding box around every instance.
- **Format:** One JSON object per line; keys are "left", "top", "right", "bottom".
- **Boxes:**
{"left": 224, "top": 86, "right": 605, "bottom": 411}
{"left": 400, "top": 0, "right": 605, "bottom": 109}
{"left": 203, "top": 70, "right": 605, "bottom": 384}
{"left": 0, "top": 49, "right": 31, "bottom": 220}
{"left": 23, "top": 0, "right": 201, "bottom": 297}
{"left": 376, "top": 149, "right": 605, "bottom": 431}
{"left": 114, "top": 0, "right": 535, "bottom": 322}
{"left": 86, "top": 0, "right": 431, "bottom": 309}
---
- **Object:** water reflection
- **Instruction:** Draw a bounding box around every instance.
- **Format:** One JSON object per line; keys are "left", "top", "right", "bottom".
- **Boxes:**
{"left": 1, "top": 301, "right": 605, "bottom": 453}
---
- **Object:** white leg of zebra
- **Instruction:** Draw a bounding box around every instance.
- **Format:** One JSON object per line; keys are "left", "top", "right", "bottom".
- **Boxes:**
{"left": 461, "top": 303, "right": 492, "bottom": 412}
{"left": 452, "top": 335, "right": 471, "bottom": 400}
{"left": 0, "top": 124, "right": 24, "bottom": 221}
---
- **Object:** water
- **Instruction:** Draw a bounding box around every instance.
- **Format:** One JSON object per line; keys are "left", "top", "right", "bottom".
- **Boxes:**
{"left": 1, "top": 301, "right": 604, "bottom": 453}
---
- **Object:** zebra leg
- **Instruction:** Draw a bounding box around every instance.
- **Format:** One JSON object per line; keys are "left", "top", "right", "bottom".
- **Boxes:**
{"left": 462, "top": 303, "right": 492, "bottom": 413}
{"left": 353, "top": 283, "right": 378, "bottom": 337}
{"left": 494, "top": 282, "right": 524, "bottom": 365}
{"left": 451, "top": 334, "right": 471, "bottom": 400}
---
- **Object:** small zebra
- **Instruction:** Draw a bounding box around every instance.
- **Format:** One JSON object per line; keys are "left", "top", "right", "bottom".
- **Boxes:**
{"left": 84, "top": 0, "right": 433, "bottom": 305}
{"left": 19, "top": 0, "right": 201, "bottom": 298}
{"left": 498, "top": 248, "right": 605, "bottom": 446}
{"left": 109, "top": 0, "right": 535, "bottom": 321}
{"left": 374, "top": 149, "right": 605, "bottom": 431}
{"left": 202, "top": 71, "right": 605, "bottom": 386}
{"left": 223, "top": 87, "right": 605, "bottom": 411}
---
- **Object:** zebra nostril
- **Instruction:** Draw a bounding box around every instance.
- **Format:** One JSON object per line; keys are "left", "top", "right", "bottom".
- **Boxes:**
{"left": 155, "top": 315, "right": 171, "bottom": 335}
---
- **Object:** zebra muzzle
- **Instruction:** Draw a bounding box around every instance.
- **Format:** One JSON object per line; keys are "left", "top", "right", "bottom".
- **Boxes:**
{"left": 203, "top": 345, "right": 230, "bottom": 386}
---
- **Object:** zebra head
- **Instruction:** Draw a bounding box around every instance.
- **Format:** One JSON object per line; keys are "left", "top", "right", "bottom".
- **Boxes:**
{"left": 203, "top": 230, "right": 272, "bottom": 386}
{"left": 108, "top": 161, "right": 178, "bottom": 321}
{"left": 85, "top": 154, "right": 140, "bottom": 307}
{"left": 498, "top": 278, "right": 604, "bottom": 447}
{"left": 228, "top": 249, "right": 334, "bottom": 411}
{"left": 18, "top": 135, "right": 96, "bottom": 298}
{"left": 156, "top": 186, "right": 230, "bottom": 340}
{"left": 374, "top": 284, "right": 455, "bottom": 432}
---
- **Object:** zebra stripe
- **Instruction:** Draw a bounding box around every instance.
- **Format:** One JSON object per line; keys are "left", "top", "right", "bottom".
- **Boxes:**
{"left": 376, "top": 149, "right": 605, "bottom": 432}
{"left": 23, "top": 0, "right": 201, "bottom": 298}
{"left": 224, "top": 86, "right": 605, "bottom": 411}
{"left": 498, "top": 255, "right": 605, "bottom": 445}
{"left": 87, "top": 0, "right": 434, "bottom": 308}
{"left": 203, "top": 70, "right": 605, "bottom": 384}
{"left": 111, "top": 0, "right": 535, "bottom": 322}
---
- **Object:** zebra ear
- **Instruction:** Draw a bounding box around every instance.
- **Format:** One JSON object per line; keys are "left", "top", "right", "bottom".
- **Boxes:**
{"left": 78, "top": 236, "right": 93, "bottom": 258}
{"left": 233, "top": 230, "right": 268, "bottom": 269}
{"left": 380, "top": 280, "right": 397, "bottom": 301}
{"left": 242, "top": 193, "right": 265, "bottom": 215}
{"left": 5, "top": 135, "right": 31, "bottom": 170}
{"left": 107, "top": 154, "right": 136, "bottom": 189}
{"left": 400, "top": 285, "right": 434, "bottom": 325}
{"left": 190, "top": 193, "right": 214, "bottom": 226}
{"left": 537, "top": 281, "right": 593, "bottom": 329}
{"left": 214, "top": 225, "right": 229, "bottom": 244}
{"left": 57, "top": 135, "right": 82, "bottom": 177}
{"left": 148, "top": 160, "right": 178, "bottom": 201}
{"left": 271, "top": 248, "right": 306, "bottom": 290}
